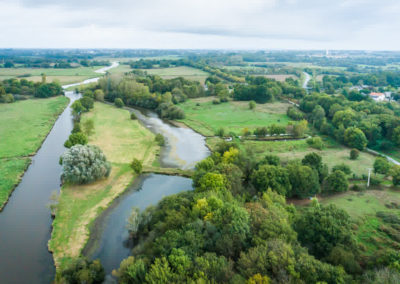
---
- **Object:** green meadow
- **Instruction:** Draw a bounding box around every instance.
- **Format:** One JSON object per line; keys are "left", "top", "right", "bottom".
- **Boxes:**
{"left": 179, "top": 98, "right": 292, "bottom": 136}
{"left": 0, "top": 96, "right": 68, "bottom": 208}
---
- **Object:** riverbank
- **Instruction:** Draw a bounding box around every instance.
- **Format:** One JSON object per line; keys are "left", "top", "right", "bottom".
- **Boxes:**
{"left": 49, "top": 102, "right": 160, "bottom": 269}
{"left": 0, "top": 96, "right": 69, "bottom": 210}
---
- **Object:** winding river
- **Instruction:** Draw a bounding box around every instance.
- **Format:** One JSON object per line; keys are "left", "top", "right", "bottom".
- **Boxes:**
{"left": 0, "top": 62, "right": 209, "bottom": 283}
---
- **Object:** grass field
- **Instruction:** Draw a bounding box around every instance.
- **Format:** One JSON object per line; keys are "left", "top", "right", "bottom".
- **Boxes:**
{"left": 0, "top": 96, "right": 69, "bottom": 209}
{"left": 178, "top": 98, "right": 292, "bottom": 136}
{"left": 49, "top": 102, "right": 160, "bottom": 268}
{"left": 107, "top": 64, "right": 133, "bottom": 76}
{"left": 143, "top": 66, "right": 210, "bottom": 83}
{"left": 207, "top": 136, "right": 375, "bottom": 177}
{"left": 322, "top": 189, "right": 400, "bottom": 255}
{"left": 0, "top": 66, "right": 103, "bottom": 84}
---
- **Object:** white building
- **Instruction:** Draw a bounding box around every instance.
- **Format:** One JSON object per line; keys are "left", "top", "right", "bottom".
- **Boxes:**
{"left": 369, "top": 92, "right": 385, "bottom": 102}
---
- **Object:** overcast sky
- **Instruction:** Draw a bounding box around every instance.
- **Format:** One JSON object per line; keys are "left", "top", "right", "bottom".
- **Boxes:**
{"left": 0, "top": 0, "right": 399, "bottom": 50}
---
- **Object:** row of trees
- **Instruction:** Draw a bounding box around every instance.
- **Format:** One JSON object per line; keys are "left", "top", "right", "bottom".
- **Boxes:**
{"left": 0, "top": 78, "right": 63, "bottom": 103}
{"left": 92, "top": 75, "right": 186, "bottom": 119}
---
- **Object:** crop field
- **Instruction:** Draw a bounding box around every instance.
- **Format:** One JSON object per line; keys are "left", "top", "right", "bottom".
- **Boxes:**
{"left": 143, "top": 66, "right": 210, "bottom": 83}
{"left": 49, "top": 102, "right": 160, "bottom": 268}
{"left": 179, "top": 98, "right": 292, "bottom": 136}
{"left": 0, "top": 96, "right": 69, "bottom": 208}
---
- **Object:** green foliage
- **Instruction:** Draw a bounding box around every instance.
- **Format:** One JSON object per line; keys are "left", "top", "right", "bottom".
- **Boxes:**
{"left": 64, "top": 132, "right": 88, "bottom": 148}
{"left": 249, "top": 100, "right": 256, "bottom": 110}
{"left": 325, "top": 170, "right": 349, "bottom": 193}
{"left": 115, "top": 98, "right": 125, "bottom": 108}
{"left": 251, "top": 164, "right": 291, "bottom": 196}
{"left": 344, "top": 127, "right": 368, "bottom": 150}
{"left": 130, "top": 112, "right": 137, "bottom": 120}
{"left": 215, "top": 127, "right": 225, "bottom": 137}
{"left": 294, "top": 203, "right": 356, "bottom": 259}
{"left": 306, "top": 136, "right": 324, "bottom": 150}
{"left": 60, "top": 145, "right": 111, "bottom": 184}
{"left": 155, "top": 133, "right": 165, "bottom": 146}
{"left": 131, "top": 158, "right": 143, "bottom": 174}
{"left": 80, "top": 96, "right": 94, "bottom": 110}
{"left": 34, "top": 82, "right": 63, "bottom": 98}
{"left": 287, "top": 106, "right": 304, "bottom": 120}
{"left": 302, "top": 152, "right": 328, "bottom": 183}
{"left": 237, "top": 240, "right": 297, "bottom": 281}
{"left": 113, "top": 256, "right": 147, "bottom": 284}
{"left": 60, "top": 257, "right": 105, "bottom": 284}
{"left": 332, "top": 163, "right": 352, "bottom": 175}
{"left": 71, "top": 100, "right": 85, "bottom": 115}
{"left": 258, "top": 154, "right": 280, "bottom": 167}
{"left": 374, "top": 156, "right": 391, "bottom": 175}
{"left": 197, "top": 172, "right": 227, "bottom": 192}
{"left": 391, "top": 165, "right": 400, "bottom": 186}
{"left": 350, "top": 148, "right": 360, "bottom": 160}
{"left": 287, "top": 162, "right": 320, "bottom": 198}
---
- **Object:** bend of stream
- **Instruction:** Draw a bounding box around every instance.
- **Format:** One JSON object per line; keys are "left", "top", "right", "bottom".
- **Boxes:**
{"left": 0, "top": 61, "right": 210, "bottom": 283}
{"left": 302, "top": 72, "right": 311, "bottom": 90}
{"left": 83, "top": 110, "right": 210, "bottom": 278}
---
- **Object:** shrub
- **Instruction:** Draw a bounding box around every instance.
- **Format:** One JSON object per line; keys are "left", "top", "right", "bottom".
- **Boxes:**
{"left": 374, "top": 157, "right": 391, "bottom": 175}
{"left": 60, "top": 145, "right": 111, "bottom": 184}
{"left": 350, "top": 149, "right": 359, "bottom": 160}
{"left": 249, "top": 100, "right": 256, "bottom": 110}
{"left": 80, "top": 96, "right": 94, "bottom": 110}
{"left": 64, "top": 132, "right": 88, "bottom": 148}
{"left": 130, "top": 112, "right": 137, "bottom": 120}
{"left": 212, "top": 99, "right": 220, "bottom": 105}
{"left": 216, "top": 127, "right": 226, "bottom": 137}
{"left": 115, "top": 98, "right": 124, "bottom": 108}
{"left": 332, "top": 164, "right": 352, "bottom": 175}
{"left": 131, "top": 158, "right": 142, "bottom": 174}
{"left": 306, "top": 136, "right": 324, "bottom": 150}
{"left": 325, "top": 170, "right": 349, "bottom": 193}
{"left": 155, "top": 133, "right": 165, "bottom": 146}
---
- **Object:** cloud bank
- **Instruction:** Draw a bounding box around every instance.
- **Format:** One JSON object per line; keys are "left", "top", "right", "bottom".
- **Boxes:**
{"left": 0, "top": 0, "right": 399, "bottom": 50}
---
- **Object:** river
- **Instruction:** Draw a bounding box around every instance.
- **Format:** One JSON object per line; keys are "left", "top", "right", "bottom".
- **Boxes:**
{"left": 0, "top": 91, "right": 80, "bottom": 284}
{"left": 302, "top": 72, "right": 311, "bottom": 90}
{"left": 83, "top": 109, "right": 210, "bottom": 278}
{"left": 0, "top": 62, "right": 209, "bottom": 283}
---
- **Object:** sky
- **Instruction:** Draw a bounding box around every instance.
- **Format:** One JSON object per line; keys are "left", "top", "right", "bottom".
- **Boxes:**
{"left": 0, "top": 0, "right": 399, "bottom": 50}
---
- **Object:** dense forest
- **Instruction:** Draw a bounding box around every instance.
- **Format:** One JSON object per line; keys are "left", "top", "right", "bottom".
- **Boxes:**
{"left": 83, "top": 144, "right": 400, "bottom": 284}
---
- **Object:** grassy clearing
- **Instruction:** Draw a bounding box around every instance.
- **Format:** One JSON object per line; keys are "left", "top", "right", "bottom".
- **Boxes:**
{"left": 321, "top": 189, "right": 400, "bottom": 255}
{"left": 179, "top": 98, "right": 292, "bottom": 136}
{"left": 207, "top": 136, "right": 375, "bottom": 177}
{"left": 0, "top": 96, "right": 68, "bottom": 208}
{"left": 143, "top": 66, "right": 210, "bottom": 83}
{"left": 49, "top": 102, "right": 160, "bottom": 268}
